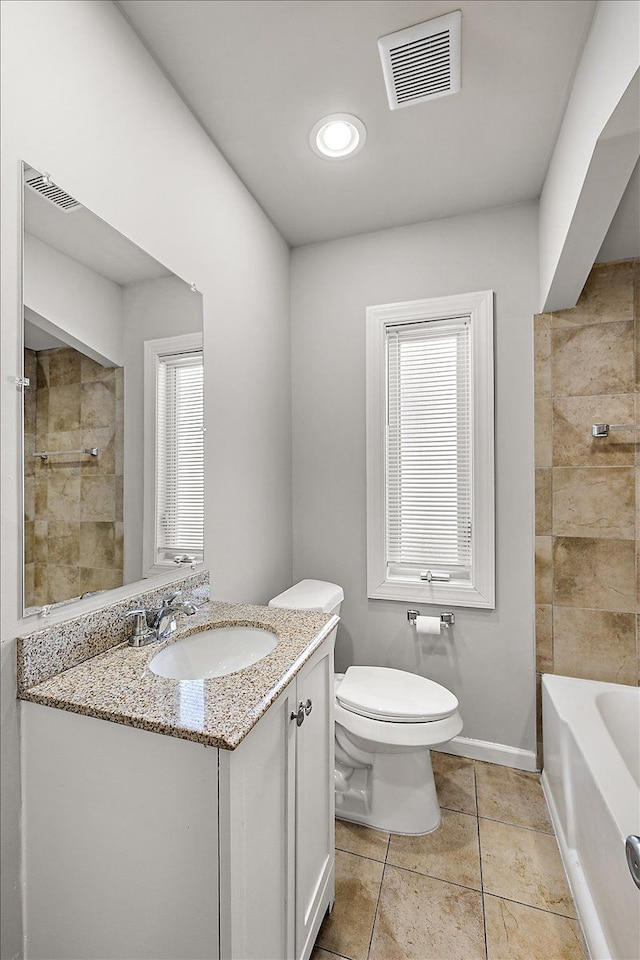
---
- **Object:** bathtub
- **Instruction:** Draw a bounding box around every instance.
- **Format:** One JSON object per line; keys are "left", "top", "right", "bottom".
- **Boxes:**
{"left": 542, "top": 675, "right": 640, "bottom": 960}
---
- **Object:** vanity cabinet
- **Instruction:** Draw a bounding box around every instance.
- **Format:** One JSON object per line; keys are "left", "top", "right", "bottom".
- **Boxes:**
{"left": 21, "top": 632, "right": 335, "bottom": 960}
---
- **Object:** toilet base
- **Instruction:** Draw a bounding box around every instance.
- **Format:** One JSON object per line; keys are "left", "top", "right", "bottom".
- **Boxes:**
{"left": 335, "top": 748, "right": 441, "bottom": 835}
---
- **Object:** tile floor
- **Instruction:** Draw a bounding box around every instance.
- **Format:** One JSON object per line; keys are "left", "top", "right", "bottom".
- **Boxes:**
{"left": 312, "top": 753, "right": 586, "bottom": 960}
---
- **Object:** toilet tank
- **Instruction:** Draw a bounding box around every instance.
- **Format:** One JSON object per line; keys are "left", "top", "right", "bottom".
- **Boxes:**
{"left": 268, "top": 579, "right": 344, "bottom": 616}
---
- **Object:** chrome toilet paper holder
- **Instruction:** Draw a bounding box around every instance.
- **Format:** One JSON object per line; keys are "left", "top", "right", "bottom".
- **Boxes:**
{"left": 407, "top": 609, "right": 455, "bottom": 628}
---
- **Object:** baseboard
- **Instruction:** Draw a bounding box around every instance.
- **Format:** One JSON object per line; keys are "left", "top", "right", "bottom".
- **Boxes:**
{"left": 434, "top": 736, "right": 538, "bottom": 772}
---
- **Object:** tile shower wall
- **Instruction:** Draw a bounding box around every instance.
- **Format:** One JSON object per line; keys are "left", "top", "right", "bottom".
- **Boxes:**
{"left": 534, "top": 260, "right": 639, "bottom": 743}
{"left": 23, "top": 346, "right": 124, "bottom": 608}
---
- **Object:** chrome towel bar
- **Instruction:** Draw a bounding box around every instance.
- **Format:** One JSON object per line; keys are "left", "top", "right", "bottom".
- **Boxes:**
{"left": 34, "top": 447, "right": 99, "bottom": 460}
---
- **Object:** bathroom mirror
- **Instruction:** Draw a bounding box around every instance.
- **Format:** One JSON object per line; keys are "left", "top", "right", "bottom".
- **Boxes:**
{"left": 21, "top": 164, "right": 204, "bottom": 616}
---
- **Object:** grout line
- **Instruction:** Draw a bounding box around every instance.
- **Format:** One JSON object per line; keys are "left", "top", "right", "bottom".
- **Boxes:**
{"left": 476, "top": 814, "right": 555, "bottom": 835}
{"left": 482, "top": 890, "right": 580, "bottom": 923}
{"left": 381, "top": 860, "right": 483, "bottom": 896}
{"left": 366, "top": 859, "right": 387, "bottom": 960}
{"left": 475, "top": 763, "right": 489, "bottom": 960}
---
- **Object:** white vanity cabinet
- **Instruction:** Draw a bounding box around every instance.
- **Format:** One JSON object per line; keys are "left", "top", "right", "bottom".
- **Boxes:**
{"left": 219, "top": 635, "right": 335, "bottom": 960}
{"left": 21, "top": 631, "right": 335, "bottom": 960}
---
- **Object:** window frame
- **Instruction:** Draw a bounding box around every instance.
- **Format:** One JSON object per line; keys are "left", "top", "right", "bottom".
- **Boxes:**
{"left": 366, "top": 290, "right": 495, "bottom": 609}
{"left": 143, "top": 332, "right": 204, "bottom": 578}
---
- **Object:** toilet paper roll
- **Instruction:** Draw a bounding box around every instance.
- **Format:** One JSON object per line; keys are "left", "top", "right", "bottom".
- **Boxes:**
{"left": 414, "top": 615, "right": 441, "bottom": 636}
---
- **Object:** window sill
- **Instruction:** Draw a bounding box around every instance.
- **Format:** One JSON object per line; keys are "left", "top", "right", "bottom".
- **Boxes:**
{"left": 367, "top": 577, "right": 495, "bottom": 609}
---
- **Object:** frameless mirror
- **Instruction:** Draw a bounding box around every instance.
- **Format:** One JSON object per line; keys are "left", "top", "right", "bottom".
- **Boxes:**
{"left": 22, "top": 164, "right": 204, "bottom": 617}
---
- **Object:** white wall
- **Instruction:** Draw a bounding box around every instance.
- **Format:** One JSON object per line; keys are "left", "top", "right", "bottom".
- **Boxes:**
{"left": 122, "top": 276, "right": 203, "bottom": 583}
{"left": 539, "top": 0, "right": 640, "bottom": 311}
{"left": 0, "top": 2, "right": 291, "bottom": 956}
{"left": 291, "top": 202, "right": 538, "bottom": 759}
{"left": 24, "top": 233, "right": 124, "bottom": 365}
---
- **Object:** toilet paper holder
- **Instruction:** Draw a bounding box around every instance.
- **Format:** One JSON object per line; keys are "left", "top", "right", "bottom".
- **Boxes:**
{"left": 407, "top": 609, "right": 455, "bottom": 628}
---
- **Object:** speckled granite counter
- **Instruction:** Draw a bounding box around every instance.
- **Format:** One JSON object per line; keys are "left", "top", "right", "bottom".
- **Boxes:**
{"left": 18, "top": 598, "right": 337, "bottom": 750}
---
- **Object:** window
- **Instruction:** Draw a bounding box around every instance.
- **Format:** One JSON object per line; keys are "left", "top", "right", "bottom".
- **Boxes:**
{"left": 366, "top": 291, "right": 494, "bottom": 608}
{"left": 143, "top": 333, "right": 204, "bottom": 575}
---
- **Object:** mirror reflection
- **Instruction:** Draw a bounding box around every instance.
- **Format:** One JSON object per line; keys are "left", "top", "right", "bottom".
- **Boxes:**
{"left": 22, "top": 165, "right": 204, "bottom": 615}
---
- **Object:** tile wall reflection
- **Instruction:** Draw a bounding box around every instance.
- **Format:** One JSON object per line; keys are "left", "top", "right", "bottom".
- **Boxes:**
{"left": 24, "top": 346, "right": 124, "bottom": 608}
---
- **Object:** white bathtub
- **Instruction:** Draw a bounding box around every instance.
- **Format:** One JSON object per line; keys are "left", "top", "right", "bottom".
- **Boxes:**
{"left": 542, "top": 675, "right": 640, "bottom": 960}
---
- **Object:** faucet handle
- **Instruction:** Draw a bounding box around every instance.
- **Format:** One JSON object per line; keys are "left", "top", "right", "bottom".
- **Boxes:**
{"left": 123, "top": 609, "right": 156, "bottom": 647}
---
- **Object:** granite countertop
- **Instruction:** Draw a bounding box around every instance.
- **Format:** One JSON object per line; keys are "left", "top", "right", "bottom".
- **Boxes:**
{"left": 18, "top": 601, "right": 337, "bottom": 750}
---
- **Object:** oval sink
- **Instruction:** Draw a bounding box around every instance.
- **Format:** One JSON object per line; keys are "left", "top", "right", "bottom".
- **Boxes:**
{"left": 149, "top": 625, "right": 278, "bottom": 680}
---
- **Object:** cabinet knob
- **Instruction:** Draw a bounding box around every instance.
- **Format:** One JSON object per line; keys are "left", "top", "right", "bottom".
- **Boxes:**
{"left": 304, "top": 699, "right": 313, "bottom": 716}
{"left": 290, "top": 703, "right": 305, "bottom": 727}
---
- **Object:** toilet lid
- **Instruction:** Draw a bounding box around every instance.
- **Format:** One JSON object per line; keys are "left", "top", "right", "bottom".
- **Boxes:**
{"left": 336, "top": 666, "right": 458, "bottom": 722}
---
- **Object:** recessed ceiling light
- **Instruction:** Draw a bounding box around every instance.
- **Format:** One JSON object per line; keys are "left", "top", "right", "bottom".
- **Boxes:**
{"left": 310, "top": 113, "right": 366, "bottom": 160}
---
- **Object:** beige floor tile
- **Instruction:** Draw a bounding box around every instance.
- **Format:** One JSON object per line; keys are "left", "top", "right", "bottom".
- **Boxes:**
{"left": 387, "top": 809, "right": 482, "bottom": 890}
{"left": 369, "top": 865, "right": 485, "bottom": 960}
{"left": 479, "top": 819, "right": 577, "bottom": 918}
{"left": 335, "top": 818, "right": 389, "bottom": 862}
{"left": 475, "top": 763, "right": 553, "bottom": 833}
{"left": 316, "top": 850, "right": 383, "bottom": 960}
{"left": 484, "top": 894, "right": 586, "bottom": 960}
{"left": 431, "top": 751, "right": 477, "bottom": 815}
{"left": 310, "top": 948, "right": 344, "bottom": 960}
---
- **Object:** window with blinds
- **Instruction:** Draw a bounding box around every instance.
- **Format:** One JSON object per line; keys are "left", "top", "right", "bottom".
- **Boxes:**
{"left": 366, "top": 291, "right": 494, "bottom": 608}
{"left": 155, "top": 350, "right": 204, "bottom": 563}
{"left": 386, "top": 317, "right": 471, "bottom": 581}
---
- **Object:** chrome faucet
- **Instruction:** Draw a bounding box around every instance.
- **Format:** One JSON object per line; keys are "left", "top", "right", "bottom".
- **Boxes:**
{"left": 123, "top": 590, "right": 199, "bottom": 647}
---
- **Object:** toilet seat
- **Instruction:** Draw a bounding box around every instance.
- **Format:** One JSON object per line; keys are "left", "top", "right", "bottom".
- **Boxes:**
{"left": 336, "top": 666, "right": 458, "bottom": 722}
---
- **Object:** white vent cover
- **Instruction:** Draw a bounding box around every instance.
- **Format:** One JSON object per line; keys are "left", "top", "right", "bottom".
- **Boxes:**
{"left": 24, "top": 171, "right": 82, "bottom": 212}
{"left": 378, "top": 10, "right": 461, "bottom": 111}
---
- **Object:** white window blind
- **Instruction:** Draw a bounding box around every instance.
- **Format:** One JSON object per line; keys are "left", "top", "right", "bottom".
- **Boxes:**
{"left": 156, "top": 350, "right": 204, "bottom": 561}
{"left": 386, "top": 316, "right": 472, "bottom": 579}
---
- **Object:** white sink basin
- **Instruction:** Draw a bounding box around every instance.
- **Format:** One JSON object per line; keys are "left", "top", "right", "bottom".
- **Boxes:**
{"left": 149, "top": 625, "right": 278, "bottom": 680}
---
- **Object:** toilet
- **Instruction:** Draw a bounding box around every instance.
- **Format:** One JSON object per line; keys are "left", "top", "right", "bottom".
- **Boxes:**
{"left": 269, "top": 579, "right": 463, "bottom": 835}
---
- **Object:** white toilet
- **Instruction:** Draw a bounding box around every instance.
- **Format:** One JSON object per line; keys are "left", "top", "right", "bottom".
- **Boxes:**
{"left": 269, "top": 579, "right": 463, "bottom": 835}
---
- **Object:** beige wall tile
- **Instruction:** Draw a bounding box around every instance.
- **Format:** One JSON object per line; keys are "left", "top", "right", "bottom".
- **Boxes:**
{"left": 48, "top": 348, "right": 81, "bottom": 387}
{"left": 80, "top": 380, "right": 116, "bottom": 429}
{"left": 33, "top": 521, "right": 48, "bottom": 565}
{"left": 36, "top": 354, "right": 49, "bottom": 388}
{"left": 552, "top": 466, "right": 635, "bottom": 539}
{"left": 81, "top": 355, "right": 115, "bottom": 383}
{"left": 79, "top": 567, "right": 124, "bottom": 594}
{"left": 81, "top": 427, "right": 116, "bottom": 476}
{"left": 484, "top": 895, "right": 586, "bottom": 960}
{"left": 81, "top": 476, "right": 116, "bottom": 522}
{"left": 335, "top": 820, "right": 389, "bottom": 862}
{"left": 535, "top": 399, "right": 553, "bottom": 467}
{"left": 24, "top": 520, "right": 34, "bottom": 565}
{"left": 46, "top": 474, "right": 81, "bottom": 522}
{"left": 431, "top": 751, "right": 477, "bottom": 815}
{"left": 33, "top": 564, "right": 47, "bottom": 606}
{"left": 369, "top": 866, "right": 485, "bottom": 960}
{"left": 535, "top": 537, "right": 553, "bottom": 604}
{"left": 553, "top": 607, "right": 637, "bottom": 685}
{"left": 24, "top": 477, "right": 35, "bottom": 522}
{"left": 535, "top": 468, "right": 552, "bottom": 535}
{"left": 535, "top": 605, "right": 553, "bottom": 672}
{"left": 553, "top": 537, "right": 635, "bottom": 611}
{"left": 47, "top": 564, "right": 80, "bottom": 605}
{"left": 115, "top": 522, "right": 124, "bottom": 570}
{"left": 552, "top": 321, "right": 634, "bottom": 397}
{"left": 387, "top": 809, "right": 481, "bottom": 890}
{"left": 79, "top": 521, "right": 116, "bottom": 568}
{"left": 552, "top": 261, "right": 634, "bottom": 328}
{"left": 24, "top": 563, "right": 35, "bottom": 608}
{"left": 316, "top": 850, "right": 383, "bottom": 960}
{"left": 534, "top": 314, "right": 552, "bottom": 398}
{"left": 48, "top": 383, "right": 81, "bottom": 432}
{"left": 479, "top": 819, "right": 576, "bottom": 917}
{"left": 475, "top": 763, "right": 552, "bottom": 833}
{"left": 47, "top": 520, "right": 80, "bottom": 567}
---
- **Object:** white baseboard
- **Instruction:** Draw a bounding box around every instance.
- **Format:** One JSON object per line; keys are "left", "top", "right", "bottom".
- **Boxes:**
{"left": 434, "top": 736, "right": 538, "bottom": 772}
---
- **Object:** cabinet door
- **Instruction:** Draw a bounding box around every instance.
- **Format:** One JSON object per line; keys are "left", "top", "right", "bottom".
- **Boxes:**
{"left": 219, "top": 681, "right": 297, "bottom": 960}
{"left": 295, "top": 636, "right": 336, "bottom": 960}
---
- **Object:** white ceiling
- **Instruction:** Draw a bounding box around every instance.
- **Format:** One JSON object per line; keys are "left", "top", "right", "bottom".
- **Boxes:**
{"left": 117, "top": 0, "right": 597, "bottom": 247}
{"left": 24, "top": 171, "right": 171, "bottom": 285}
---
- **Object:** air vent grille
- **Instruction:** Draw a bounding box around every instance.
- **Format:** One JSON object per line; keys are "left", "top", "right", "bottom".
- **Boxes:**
{"left": 24, "top": 173, "right": 82, "bottom": 212}
{"left": 378, "top": 11, "right": 461, "bottom": 111}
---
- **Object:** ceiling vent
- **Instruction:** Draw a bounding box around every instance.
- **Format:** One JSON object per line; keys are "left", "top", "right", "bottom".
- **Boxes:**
{"left": 378, "top": 10, "right": 461, "bottom": 111}
{"left": 24, "top": 171, "right": 82, "bottom": 212}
